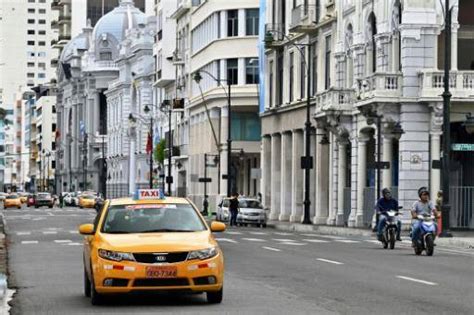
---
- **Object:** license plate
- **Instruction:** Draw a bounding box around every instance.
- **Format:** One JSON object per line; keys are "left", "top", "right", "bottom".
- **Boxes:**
{"left": 145, "top": 266, "right": 177, "bottom": 278}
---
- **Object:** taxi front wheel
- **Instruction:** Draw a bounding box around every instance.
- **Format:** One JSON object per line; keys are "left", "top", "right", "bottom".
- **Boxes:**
{"left": 90, "top": 272, "right": 104, "bottom": 305}
{"left": 206, "top": 288, "right": 223, "bottom": 304}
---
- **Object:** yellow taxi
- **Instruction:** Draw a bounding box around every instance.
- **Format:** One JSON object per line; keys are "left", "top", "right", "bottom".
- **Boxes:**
{"left": 79, "top": 194, "right": 96, "bottom": 209}
{"left": 79, "top": 189, "right": 226, "bottom": 305}
{"left": 4, "top": 194, "right": 22, "bottom": 209}
{"left": 19, "top": 193, "right": 28, "bottom": 204}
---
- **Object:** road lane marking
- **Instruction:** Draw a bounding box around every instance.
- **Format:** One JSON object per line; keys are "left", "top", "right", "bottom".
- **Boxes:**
{"left": 69, "top": 230, "right": 79, "bottom": 234}
{"left": 335, "top": 240, "right": 360, "bottom": 243}
{"left": 365, "top": 240, "right": 381, "bottom": 244}
{"left": 316, "top": 258, "right": 344, "bottom": 265}
{"left": 16, "top": 232, "right": 31, "bottom": 236}
{"left": 273, "top": 238, "right": 296, "bottom": 242}
{"left": 313, "top": 235, "right": 346, "bottom": 240}
{"left": 215, "top": 238, "right": 238, "bottom": 243}
{"left": 301, "top": 233, "right": 321, "bottom": 237}
{"left": 396, "top": 276, "right": 437, "bottom": 286}
{"left": 249, "top": 231, "right": 267, "bottom": 235}
{"left": 302, "top": 239, "right": 330, "bottom": 243}
{"left": 65, "top": 242, "right": 82, "bottom": 246}
{"left": 42, "top": 231, "right": 57, "bottom": 235}
{"left": 281, "top": 242, "right": 307, "bottom": 246}
{"left": 224, "top": 231, "right": 242, "bottom": 235}
{"left": 262, "top": 246, "right": 281, "bottom": 252}
{"left": 54, "top": 240, "right": 72, "bottom": 243}
{"left": 273, "top": 232, "right": 294, "bottom": 236}
{"left": 241, "top": 238, "right": 266, "bottom": 242}
{"left": 21, "top": 241, "right": 38, "bottom": 244}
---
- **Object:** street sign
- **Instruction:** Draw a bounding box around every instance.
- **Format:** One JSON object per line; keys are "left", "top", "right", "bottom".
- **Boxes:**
{"left": 198, "top": 177, "right": 212, "bottom": 183}
{"left": 451, "top": 143, "right": 474, "bottom": 151}
{"left": 165, "top": 176, "right": 173, "bottom": 184}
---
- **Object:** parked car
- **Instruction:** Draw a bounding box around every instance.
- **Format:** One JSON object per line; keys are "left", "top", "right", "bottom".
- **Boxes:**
{"left": 35, "top": 192, "right": 54, "bottom": 208}
{"left": 64, "top": 192, "right": 79, "bottom": 207}
{"left": 217, "top": 197, "right": 267, "bottom": 227}
{"left": 27, "top": 194, "right": 36, "bottom": 207}
{"left": 4, "top": 194, "right": 22, "bottom": 209}
{"left": 78, "top": 194, "right": 96, "bottom": 209}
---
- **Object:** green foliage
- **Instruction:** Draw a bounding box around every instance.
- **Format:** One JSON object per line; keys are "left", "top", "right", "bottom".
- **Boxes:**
{"left": 154, "top": 139, "right": 166, "bottom": 164}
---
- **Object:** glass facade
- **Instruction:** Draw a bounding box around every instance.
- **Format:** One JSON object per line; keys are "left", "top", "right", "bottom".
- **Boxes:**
{"left": 231, "top": 112, "right": 261, "bottom": 141}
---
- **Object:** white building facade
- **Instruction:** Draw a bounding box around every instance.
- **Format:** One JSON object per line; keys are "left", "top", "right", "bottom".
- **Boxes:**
{"left": 262, "top": 0, "right": 474, "bottom": 228}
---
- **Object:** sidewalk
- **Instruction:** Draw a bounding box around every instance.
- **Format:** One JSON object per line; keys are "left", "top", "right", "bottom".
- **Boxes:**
{"left": 0, "top": 214, "right": 11, "bottom": 315}
{"left": 267, "top": 221, "right": 474, "bottom": 250}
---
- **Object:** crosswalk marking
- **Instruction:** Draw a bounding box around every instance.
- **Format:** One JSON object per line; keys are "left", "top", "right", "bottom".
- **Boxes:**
{"left": 42, "top": 231, "right": 58, "bottom": 235}
{"left": 242, "top": 238, "right": 266, "bottom": 242}
{"left": 273, "top": 232, "right": 294, "bottom": 236}
{"left": 249, "top": 231, "right": 267, "bottom": 235}
{"left": 273, "top": 239, "right": 296, "bottom": 242}
{"left": 65, "top": 242, "right": 82, "bottom": 246}
{"left": 215, "top": 238, "right": 238, "bottom": 243}
{"left": 16, "top": 232, "right": 31, "bottom": 236}
{"left": 302, "top": 239, "right": 330, "bottom": 243}
{"left": 262, "top": 246, "right": 281, "bottom": 252}
{"left": 21, "top": 241, "right": 38, "bottom": 244}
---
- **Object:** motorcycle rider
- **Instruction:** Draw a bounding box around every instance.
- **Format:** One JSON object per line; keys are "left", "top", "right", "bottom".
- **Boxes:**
{"left": 411, "top": 187, "right": 439, "bottom": 243}
{"left": 375, "top": 188, "right": 402, "bottom": 242}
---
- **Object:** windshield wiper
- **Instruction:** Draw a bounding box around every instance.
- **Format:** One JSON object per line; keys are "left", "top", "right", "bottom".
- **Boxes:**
{"left": 140, "top": 229, "right": 196, "bottom": 233}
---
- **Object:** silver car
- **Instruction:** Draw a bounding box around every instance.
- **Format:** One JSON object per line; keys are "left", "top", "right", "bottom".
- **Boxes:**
{"left": 217, "top": 198, "right": 267, "bottom": 227}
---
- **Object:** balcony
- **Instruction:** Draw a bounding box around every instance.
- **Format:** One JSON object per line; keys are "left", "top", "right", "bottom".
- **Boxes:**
{"left": 314, "top": 88, "right": 355, "bottom": 117}
{"left": 418, "top": 70, "right": 474, "bottom": 101}
{"left": 51, "top": 0, "right": 60, "bottom": 9}
{"left": 290, "top": 4, "right": 320, "bottom": 34}
{"left": 356, "top": 72, "right": 402, "bottom": 104}
{"left": 58, "top": 34, "right": 71, "bottom": 42}
{"left": 170, "top": 0, "right": 191, "bottom": 19}
{"left": 58, "top": 14, "right": 71, "bottom": 24}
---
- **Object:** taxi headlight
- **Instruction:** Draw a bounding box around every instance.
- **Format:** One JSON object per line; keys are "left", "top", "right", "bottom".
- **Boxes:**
{"left": 187, "top": 247, "right": 218, "bottom": 260}
{"left": 98, "top": 249, "right": 135, "bottom": 262}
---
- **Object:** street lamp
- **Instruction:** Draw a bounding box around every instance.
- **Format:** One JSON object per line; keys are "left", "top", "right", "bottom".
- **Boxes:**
{"left": 159, "top": 100, "right": 173, "bottom": 196}
{"left": 265, "top": 30, "right": 313, "bottom": 224}
{"left": 193, "top": 70, "right": 232, "bottom": 197}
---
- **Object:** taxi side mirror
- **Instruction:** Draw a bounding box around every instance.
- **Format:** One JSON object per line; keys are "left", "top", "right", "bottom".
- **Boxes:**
{"left": 210, "top": 221, "right": 226, "bottom": 233}
{"left": 79, "top": 224, "right": 95, "bottom": 235}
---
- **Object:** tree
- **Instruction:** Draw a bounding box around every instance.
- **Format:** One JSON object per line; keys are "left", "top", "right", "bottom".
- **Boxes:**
{"left": 154, "top": 139, "right": 166, "bottom": 165}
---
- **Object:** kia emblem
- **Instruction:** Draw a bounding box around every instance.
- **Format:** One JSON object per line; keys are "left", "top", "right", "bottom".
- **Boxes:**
{"left": 155, "top": 255, "right": 167, "bottom": 262}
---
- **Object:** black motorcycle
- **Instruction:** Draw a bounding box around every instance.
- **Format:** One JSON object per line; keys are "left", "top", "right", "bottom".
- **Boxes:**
{"left": 381, "top": 208, "right": 402, "bottom": 249}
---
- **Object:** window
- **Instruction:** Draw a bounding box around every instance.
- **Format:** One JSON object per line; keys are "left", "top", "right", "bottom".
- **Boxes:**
{"left": 27, "top": 40, "right": 35, "bottom": 46}
{"left": 245, "top": 58, "right": 258, "bottom": 84}
{"left": 39, "top": 0, "right": 46, "bottom": 3}
{"left": 39, "top": 9, "right": 46, "bottom": 14}
{"left": 27, "top": 19, "right": 35, "bottom": 24}
{"left": 231, "top": 112, "right": 261, "bottom": 141}
{"left": 27, "top": 73, "right": 35, "bottom": 78}
{"left": 300, "top": 50, "right": 305, "bottom": 99}
{"left": 99, "top": 52, "right": 112, "bottom": 60}
{"left": 277, "top": 51, "right": 284, "bottom": 105}
{"left": 27, "top": 62, "right": 35, "bottom": 67}
{"left": 28, "top": 0, "right": 35, "bottom": 3}
{"left": 227, "top": 58, "right": 238, "bottom": 85}
{"left": 27, "top": 51, "right": 35, "bottom": 57}
{"left": 227, "top": 10, "right": 238, "bottom": 37}
{"left": 37, "top": 52, "right": 46, "bottom": 57}
{"left": 269, "top": 60, "right": 274, "bottom": 107}
{"left": 38, "top": 62, "right": 46, "bottom": 70}
{"left": 27, "top": 30, "right": 35, "bottom": 35}
{"left": 289, "top": 52, "right": 294, "bottom": 102}
{"left": 38, "top": 73, "right": 46, "bottom": 78}
{"left": 325, "top": 35, "right": 331, "bottom": 89}
{"left": 38, "top": 19, "right": 46, "bottom": 24}
{"left": 246, "top": 9, "right": 259, "bottom": 36}
{"left": 38, "top": 41, "right": 46, "bottom": 46}
{"left": 28, "top": 8, "right": 35, "bottom": 13}
{"left": 38, "top": 30, "right": 46, "bottom": 35}
{"left": 27, "top": 83, "right": 34, "bottom": 87}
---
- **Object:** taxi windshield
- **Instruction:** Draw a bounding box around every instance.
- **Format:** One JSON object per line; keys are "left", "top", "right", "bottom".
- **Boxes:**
{"left": 101, "top": 204, "right": 206, "bottom": 234}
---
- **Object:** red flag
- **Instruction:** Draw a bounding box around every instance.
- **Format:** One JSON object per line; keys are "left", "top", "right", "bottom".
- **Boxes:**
{"left": 55, "top": 129, "right": 60, "bottom": 140}
{"left": 146, "top": 132, "right": 152, "bottom": 154}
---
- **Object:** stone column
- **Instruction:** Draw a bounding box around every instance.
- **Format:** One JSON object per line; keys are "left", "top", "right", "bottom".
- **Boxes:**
{"left": 356, "top": 135, "right": 368, "bottom": 227}
{"left": 261, "top": 135, "right": 272, "bottom": 209}
{"left": 314, "top": 129, "right": 329, "bottom": 224}
{"left": 336, "top": 139, "right": 348, "bottom": 226}
{"left": 219, "top": 108, "right": 229, "bottom": 196}
{"left": 382, "top": 135, "right": 394, "bottom": 189}
{"left": 290, "top": 129, "right": 304, "bottom": 222}
{"left": 279, "top": 132, "right": 292, "bottom": 221}
{"left": 430, "top": 132, "right": 441, "bottom": 196}
{"left": 451, "top": 23, "right": 459, "bottom": 71}
{"left": 269, "top": 134, "right": 281, "bottom": 220}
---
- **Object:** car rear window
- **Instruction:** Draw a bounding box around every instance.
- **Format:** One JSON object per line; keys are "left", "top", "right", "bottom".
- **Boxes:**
{"left": 6, "top": 195, "right": 19, "bottom": 199}
{"left": 101, "top": 204, "right": 206, "bottom": 234}
{"left": 239, "top": 200, "right": 262, "bottom": 209}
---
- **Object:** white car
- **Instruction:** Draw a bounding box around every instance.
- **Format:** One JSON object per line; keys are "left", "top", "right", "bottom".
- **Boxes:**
{"left": 63, "top": 192, "right": 79, "bottom": 206}
{"left": 217, "top": 198, "right": 267, "bottom": 227}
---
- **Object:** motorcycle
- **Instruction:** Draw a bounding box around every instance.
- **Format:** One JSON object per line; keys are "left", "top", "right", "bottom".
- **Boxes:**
{"left": 412, "top": 213, "right": 436, "bottom": 256}
{"left": 381, "top": 209, "right": 401, "bottom": 250}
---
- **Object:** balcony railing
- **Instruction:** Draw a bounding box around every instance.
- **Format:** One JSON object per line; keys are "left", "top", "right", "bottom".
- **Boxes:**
{"left": 315, "top": 88, "right": 355, "bottom": 115}
{"left": 419, "top": 70, "right": 474, "bottom": 99}
{"left": 357, "top": 72, "right": 402, "bottom": 102}
{"left": 290, "top": 4, "right": 320, "bottom": 33}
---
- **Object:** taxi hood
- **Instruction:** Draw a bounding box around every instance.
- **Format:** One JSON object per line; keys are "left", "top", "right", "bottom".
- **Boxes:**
{"left": 98, "top": 230, "right": 216, "bottom": 252}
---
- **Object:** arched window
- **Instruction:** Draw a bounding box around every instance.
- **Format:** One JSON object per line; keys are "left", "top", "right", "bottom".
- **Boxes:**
{"left": 345, "top": 23, "right": 354, "bottom": 88}
{"left": 367, "top": 12, "right": 377, "bottom": 74}
{"left": 392, "top": 0, "right": 402, "bottom": 71}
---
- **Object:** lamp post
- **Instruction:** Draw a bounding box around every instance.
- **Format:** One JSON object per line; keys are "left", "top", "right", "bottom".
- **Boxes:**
{"left": 440, "top": 0, "right": 453, "bottom": 237}
{"left": 193, "top": 70, "right": 232, "bottom": 197}
{"left": 264, "top": 31, "right": 313, "bottom": 224}
{"left": 159, "top": 100, "right": 173, "bottom": 196}
{"left": 82, "top": 134, "right": 88, "bottom": 191}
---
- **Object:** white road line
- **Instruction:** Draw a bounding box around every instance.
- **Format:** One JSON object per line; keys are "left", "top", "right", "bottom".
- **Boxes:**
{"left": 302, "top": 239, "right": 330, "bottom": 243}
{"left": 21, "top": 241, "right": 38, "bottom": 244}
{"left": 54, "top": 240, "right": 72, "bottom": 243}
{"left": 365, "top": 240, "right": 381, "bottom": 244}
{"left": 249, "top": 231, "right": 267, "bottom": 235}
{"left": 273, "top": 232, "right": 294, "bottom": 236}
{"left": 69, "top": 230, "right": 79, "bottom": 234}
{"left": 64, "top": 242, "right": 82, "bottom": 246}
{"left": 225, "top": 231, "right": 242, "bottom": 235}
{"left": 214, "top": 238, "right": 238, "bottom": 243}
{"left": 281, "top": 242, "right": 307, "bottom": 246}
{"left": 241, "top": 238, "right": 266, "bottom": 242}
{"left": 273, "top": 238, "right": 296, "bottom": 242}
{"left": 396, "top": 275, "right": 437, "bottom": 286}
{"left": 262, "top": 246, "right": 281, "bottom": 252}
{"left": 316, "top": 258, "right": 344, "bottom": 265}
{"left": 16, "top": 232, "right": 31, "bottom": 236}
{"left": 301, "top": 233, "right": 321, "bottom": 237}
{"left": 313, "top": 235, "right": 346, "bottom": 240}
{"left": 335, "top": 240, "right": 360, "bottom": 243}
{"left": 42, "top": 231, "right": 57, "bottom": 235}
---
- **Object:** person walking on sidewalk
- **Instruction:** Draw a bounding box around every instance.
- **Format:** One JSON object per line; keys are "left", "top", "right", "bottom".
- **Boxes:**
{"left": 229, "top": 193, "right": 240, "bottom": 227}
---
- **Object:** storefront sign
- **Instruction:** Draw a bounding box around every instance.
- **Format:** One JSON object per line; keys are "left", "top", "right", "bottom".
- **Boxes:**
{"left": 451, "top": 143, "right": 474, "bottom": 151}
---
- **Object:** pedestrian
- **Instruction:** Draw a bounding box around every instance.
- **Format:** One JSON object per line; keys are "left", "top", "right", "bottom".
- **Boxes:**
{"left": 59, "top": 193, "right": 64, "bottom": 208}
{"left": 229, "top": 192, "right": 240, "bottom": 227}
{"left": 202, "top": 195, "right": 209, "bottom": 217}
{"left": 435, "top": 190, "right": 443, "bottom": 235}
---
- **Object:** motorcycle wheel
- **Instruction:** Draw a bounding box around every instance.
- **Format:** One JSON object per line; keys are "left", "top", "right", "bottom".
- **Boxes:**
{"left": 389, "top": 229, "right": 396, "bottom": 250}
{"left": 425, "top": 234, "right": 434, "bottom": 256}
{"left": 414, "top": 243, "right": 422, "bottom": 255}
{"left": 382, "top": 236, "right": 388, "bottom": 249}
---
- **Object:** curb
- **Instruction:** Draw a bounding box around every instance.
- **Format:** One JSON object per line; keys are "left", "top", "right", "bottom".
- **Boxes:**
{"left": 267, "top": 221, "right": 474, "bottom": 250}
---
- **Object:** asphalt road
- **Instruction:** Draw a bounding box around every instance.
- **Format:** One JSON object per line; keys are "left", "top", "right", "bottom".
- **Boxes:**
{"left": 3, "top": 205, "right": 474, "bottom": 315}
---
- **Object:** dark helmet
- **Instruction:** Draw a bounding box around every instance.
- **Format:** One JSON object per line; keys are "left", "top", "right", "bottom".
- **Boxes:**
{"left": 382, "top": 188, "right": 391, "bottom": 196}
{"left": 418, "top": 187, "right": 430, "bottom": 198}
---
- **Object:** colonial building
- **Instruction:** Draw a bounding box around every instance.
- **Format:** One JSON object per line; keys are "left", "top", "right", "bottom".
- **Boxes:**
{"left": 262, "top": 0, "right": 474, "bottom": 229}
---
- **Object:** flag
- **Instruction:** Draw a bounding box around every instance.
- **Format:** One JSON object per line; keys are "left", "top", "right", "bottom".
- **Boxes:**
{"left": 55, "top": 129, "right": 60, "bottom": 140}
{"left": 146, "top": 132, "right": 153, "bottom": 154}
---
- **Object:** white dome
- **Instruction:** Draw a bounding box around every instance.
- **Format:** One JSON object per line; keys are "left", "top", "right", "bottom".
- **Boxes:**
{"left": 59, "top": 34, "right": 88, "bottom": 62}
{"left": 92, "top": 0, "right": 146, "bottom": 42}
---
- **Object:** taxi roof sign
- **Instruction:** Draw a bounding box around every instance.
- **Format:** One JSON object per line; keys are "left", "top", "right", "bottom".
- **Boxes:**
{"left": 134, "top": 189, "right": 165, "bottom": 200}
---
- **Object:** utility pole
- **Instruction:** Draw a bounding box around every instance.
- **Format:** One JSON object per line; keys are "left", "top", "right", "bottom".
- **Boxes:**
{"left": 227, "top": 84, "right": 232, "bottom": 197}
{"left": 149, "top": 115, "right": 154, "bottom": 189}
{"left": 167, "top": 107, "right": 172, "bottom": 195}
{"left": 302, "top": 44, "right": 312, "bottom": 224}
